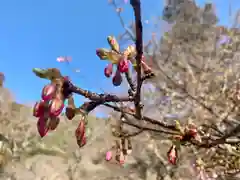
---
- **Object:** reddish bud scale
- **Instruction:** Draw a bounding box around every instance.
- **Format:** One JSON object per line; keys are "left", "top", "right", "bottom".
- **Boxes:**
{"left": 65, "top": 107, "right": 75, "bottom": 120}
{"left": 49, "top": 117, "right": 60, "bottom": 130}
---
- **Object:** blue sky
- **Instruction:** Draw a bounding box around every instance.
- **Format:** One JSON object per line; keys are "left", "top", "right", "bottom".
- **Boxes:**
{"left": 0, "top": 0, "right": 239, "bottom": 106}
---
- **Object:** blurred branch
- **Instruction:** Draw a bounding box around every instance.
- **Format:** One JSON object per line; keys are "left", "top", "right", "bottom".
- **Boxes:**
{"left": 110, "top": 0, "right": 136, "bottom": 41}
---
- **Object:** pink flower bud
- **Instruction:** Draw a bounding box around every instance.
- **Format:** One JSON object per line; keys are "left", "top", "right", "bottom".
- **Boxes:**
{"left": 185, "top": 124, "right": 198, "bottom": 138}
{"left": 49, "top": 98, "right": 64, "bottom": 117}
{"left": 117, "top": 57, "right": 129, "bottom": 73}
{"left": 104, "top": 64, "right": 113, "bottom": 78}
{"left": 107, "top": 36, "right": 120, "bottom": 52}
{"left": 141, "top": 61, "right": 152, "bottom": 74}
{"left": 75, "top": 121, "right": 86, "bottom": 148}
{"left": 37, "top": 117, "right": 49, "bottom": 137}
{"left": 33, "top": 100, "right": 45, "bottom": 117}
{"left": 167, "top": 145, "right": 178, "bottom": 165}
{"left": 41, "top": 84, "right": 56, "bottom": 101}
{"left": 119, "top": 152, "right": 125, "bottom": 164}
{"left": 105, "top": 151, "right": 112, "bottom": 161}
{"left": 112, "top": 70, "right": 122, "bottom": 86}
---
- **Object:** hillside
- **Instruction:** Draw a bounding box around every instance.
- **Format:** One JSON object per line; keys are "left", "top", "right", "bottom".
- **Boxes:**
{"left": 0, "top": 87, "right": 181, "bottom": 180}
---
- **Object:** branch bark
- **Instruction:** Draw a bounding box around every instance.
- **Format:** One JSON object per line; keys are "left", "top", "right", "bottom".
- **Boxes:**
{"left": 130, "top": 0, "right": 143, "bottom": 119}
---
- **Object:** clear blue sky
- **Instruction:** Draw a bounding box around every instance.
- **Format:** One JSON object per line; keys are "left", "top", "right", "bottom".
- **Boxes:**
{"left": 0, "top": 0, "right": 239, "bottom": 105}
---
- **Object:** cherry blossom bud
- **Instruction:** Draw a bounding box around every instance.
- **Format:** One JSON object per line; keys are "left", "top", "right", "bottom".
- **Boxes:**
{"left": 167, "top": 145, "right": 178, "bottom": 165}
{"left": 188, "top": 128, "right": 197, "bottom": 138}
{"left": 37, "top": 117, "right": 49, "bottom": 137}
{"left": 41, "top": 84, "right": 56, "bottom": 101}
{"left": 141, "top": 60, "right": 152, "bottom": 74}
{"left": 105, "top": 151, "right": 112, "bottom": 161}
{"left": 119, "top": 151, "right": 125, "bottom": 164}
{"left": 49, "top": 116, "right": 60, "bottom": 130}
{"left": 104, "top": 64, "right": 113, "bottom": 78}
{"left": 112, "top": 70, "right": 122, "bottom": 86}
{"left": 186, "top": 124, "right": 198, "bottom": 138}
{"left": 49, "top": 98, "right": 64, "bottom": 117}
{"left": 75, "top": 120, "right": 86, "bottom": 148}
{"left": 117, "top": 57, "right": 129, "bottom": 73}
{"left": 33, "top": 100, "right": 45, "bottom": 117}
{"left": 107, "top": 36, "right": 120, "bottom": 52}
{"left": 96, "top": 48, "right": 109, "bottom": 60}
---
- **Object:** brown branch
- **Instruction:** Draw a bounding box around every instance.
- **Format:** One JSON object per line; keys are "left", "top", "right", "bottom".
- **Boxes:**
{"left": 63, "top": 79, "right": 133, "bottom": 103}
{"left": 103, "top": 103, "right": 177, "bottom": 131}
{"left": 125, "top": 71, "right": 136, "bottom": 92}
{"left": 130, "top": 0, "right": 143, "bottom": 119}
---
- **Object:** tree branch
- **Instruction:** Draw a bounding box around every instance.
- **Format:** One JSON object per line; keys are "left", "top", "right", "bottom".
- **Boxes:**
{"left": 130, "top": 0, "right": 143, "bottom": 119}
{"left": 63, "top": 78, "right": 133, "bottom": 102}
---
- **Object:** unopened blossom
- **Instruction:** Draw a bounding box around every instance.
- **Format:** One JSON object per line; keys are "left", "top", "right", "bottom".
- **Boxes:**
{"left": 117, "top": 56, "right": 129, "bottom": 73}
{"left": 105, "top": 151, "right": 112, "bottom": 161}
{"left": 119, "top": 151, "right": 125, "bottom": 164}
{"left": 75, "top": 119, "right": 87, "bottom": 148}
{"left": 97, "top": 36, "right": 153, "bottom": 86}
{"left": 107, "top": 36, "right": 120, "bottom": 52}
{"left": 112, "top": 70, "right": 123, "bottom": 86}
{"left": 184, "top": 123, "right": 198, "bottom": 138}
{"left": 104, "top": 64, "right": 113, "bottom": 78}
{"left": 167, "top": 145, "right": 178, "bottom": 165}
{"left": 33, "top": 100, "right": 45, "bottom": 118}
{"left": 33, "top": 68, "right": 69, "bottom": 137}
{"left": 37, "top": 117, "right": 49, "bottom": 137}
